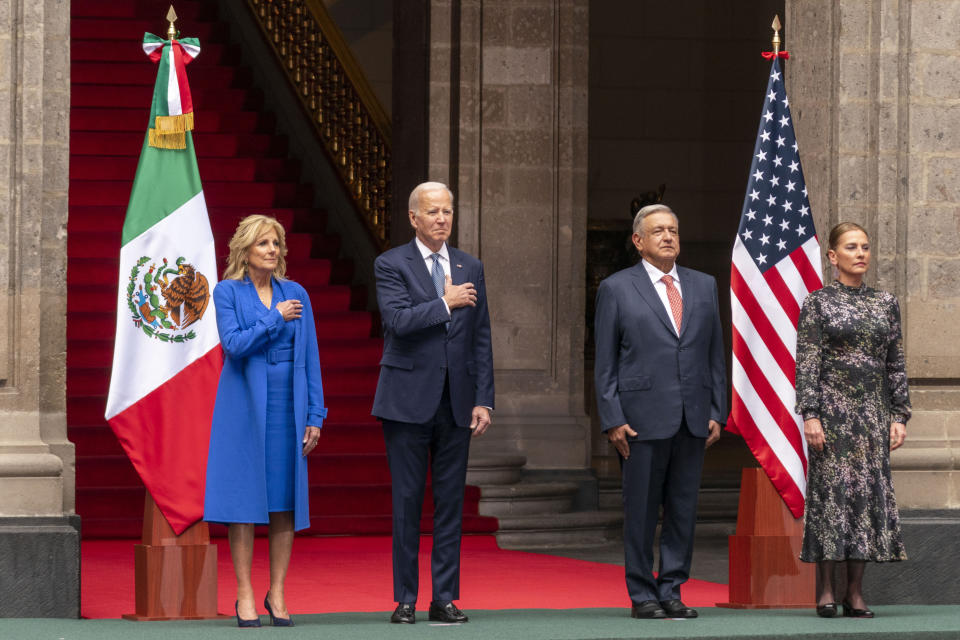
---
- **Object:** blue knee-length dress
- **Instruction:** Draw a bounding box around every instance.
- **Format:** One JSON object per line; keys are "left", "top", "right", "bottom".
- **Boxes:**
{"left": 204, "top": 276, "right": 327, "bottom": 532}
{"left": 263, "top": 289, "right": 297, "bottom": 512}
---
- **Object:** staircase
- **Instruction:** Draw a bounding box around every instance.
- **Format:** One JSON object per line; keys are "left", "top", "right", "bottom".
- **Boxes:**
{"left": 468, "top": 456, "right": 623, "bottom": 549}
{"left": 67, "top": 0, "right": 496, "bottom": 538}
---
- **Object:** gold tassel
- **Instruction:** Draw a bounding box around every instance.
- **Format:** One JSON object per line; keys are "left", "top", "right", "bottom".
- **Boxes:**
{"left": 154, "top": 111, "right": 195, "bottom": 133}
{"left": 149, "top": 128, "right": 187, "bottom": 149}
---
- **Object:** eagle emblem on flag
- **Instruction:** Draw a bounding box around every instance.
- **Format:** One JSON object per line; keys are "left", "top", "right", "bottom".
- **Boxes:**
{"left": 126, "top": 255, "right": 210, "bottom": 342}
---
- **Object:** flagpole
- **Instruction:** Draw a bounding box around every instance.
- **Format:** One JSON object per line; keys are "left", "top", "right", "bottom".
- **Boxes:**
{"left": 717, "top": 14, "right": 817, "bottom": 609}
{"left": 117, "top": 7, "right": 226, "bottom": 621}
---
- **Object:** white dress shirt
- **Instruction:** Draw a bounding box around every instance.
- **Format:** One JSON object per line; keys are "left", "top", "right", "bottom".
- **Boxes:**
{"left": 642, "top": 258, "right": 682, "bottom": 336}
{"left": 415, "top": 237, "right": 451, "bottom": 316}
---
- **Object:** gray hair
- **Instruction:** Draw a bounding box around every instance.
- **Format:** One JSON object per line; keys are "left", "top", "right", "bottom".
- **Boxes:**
{"left": 632, "top": 204, "right": 678, "bottom": 236}
{"left": 409, "top": 181, "right": 455, "bottom": 212}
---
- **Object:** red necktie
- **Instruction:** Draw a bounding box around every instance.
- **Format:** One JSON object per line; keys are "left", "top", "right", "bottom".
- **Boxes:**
{"left": 661, "top": 274, "right": 683, "bottom": 332}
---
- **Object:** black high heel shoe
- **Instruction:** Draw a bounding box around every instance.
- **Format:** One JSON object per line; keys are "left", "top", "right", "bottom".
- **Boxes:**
{"left": 841, "top": 599, "right": 874, "bottom": 618}
{"left": 235, "top": 600, "right": 262, "bottom": 628}
{"left": 264, "top": 594, "right": 294, "bottom": 627}
{"left": 816, "top": 602, "right": 837, "bottom": 618}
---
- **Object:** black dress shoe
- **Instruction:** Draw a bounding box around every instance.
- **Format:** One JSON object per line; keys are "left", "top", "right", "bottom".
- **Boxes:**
{"left": 235, "top": 600, "right": 261, "bottom": 628}
{"left": 841, "top": 600, "right": 874, "bottom": 618}
{"left": 660, "top": 599, "right": 698, "bottom": 618}
{"left": 428, "top": 601, "right": 469, "bottom": 623}
{"left": 390, "top": 603, "right": 416, "bottom": 624}
{"left": 264, "top": 595, "right": 294, "bottom": 627}
{"left": 631, "top": 599, "right": 667, "bottom": 619}
{"left": 816, "top": 602, "right": 837, "bottom": 618}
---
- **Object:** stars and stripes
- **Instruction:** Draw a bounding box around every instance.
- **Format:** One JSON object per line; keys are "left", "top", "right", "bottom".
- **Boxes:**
{"left": 726, "top": 58, "right": 823, "bottom": 519}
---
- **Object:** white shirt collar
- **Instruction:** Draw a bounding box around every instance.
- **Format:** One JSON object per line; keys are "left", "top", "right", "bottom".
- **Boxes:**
{"left": 415, "top": 237, "right": 449, "bottom": 262}
{"left": 641, "top": 258, "right": 679, "bottom": 284}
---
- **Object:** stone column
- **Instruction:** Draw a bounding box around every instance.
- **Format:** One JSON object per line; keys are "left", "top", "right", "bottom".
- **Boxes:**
{"left": 788, "top": 0, "right": 960, "bottom": 604}
{"left": 428, "top": 0, "right": 591, "bottom": 472}
{"left": 0, "top": 0, "right": 78, "bottom": 617}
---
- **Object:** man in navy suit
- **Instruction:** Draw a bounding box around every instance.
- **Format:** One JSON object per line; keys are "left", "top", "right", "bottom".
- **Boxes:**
{"left": 372, "top": 181, "right": 494, "bottom": 624}
{"left": 594, "top": 204, "right": 725, "bottom": 619}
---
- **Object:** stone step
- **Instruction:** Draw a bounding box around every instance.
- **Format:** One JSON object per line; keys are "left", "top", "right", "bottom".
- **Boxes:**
{"left": 466, "top": 454, "right": 527, "bottom": 485}
{"left": 495, "top": 510, "right": 624, "bottom": 549}
{"left": 696, "top": 487, "right": 741, "bottom": 521}
{"left": 596, "top": 479, "right": 740, "bottom": 521}
{"left": 477, "top": 481, "right": 580, "bottom": 517}
{"left": 598, "top": 476, "right": 622, "bottom": 509}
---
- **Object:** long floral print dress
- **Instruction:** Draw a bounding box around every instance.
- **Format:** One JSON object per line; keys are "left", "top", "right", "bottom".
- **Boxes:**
{"left": 794, "top": 280, "right": 910, "bottom": 562}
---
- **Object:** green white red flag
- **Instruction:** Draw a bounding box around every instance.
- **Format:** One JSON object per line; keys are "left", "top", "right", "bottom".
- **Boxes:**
{"left": 105, "top": 32, "right": 222, "bottom": 534}
{"left": 142, "top": 32, "right": 200, "bottom": 149}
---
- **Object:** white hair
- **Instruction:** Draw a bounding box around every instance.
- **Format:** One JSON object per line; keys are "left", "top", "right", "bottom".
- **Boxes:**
{"left": 409, "top": 181, "right": 455, "bottom": 212}
{"left": 633, "top": 204, "right": 678, "bottom": 236}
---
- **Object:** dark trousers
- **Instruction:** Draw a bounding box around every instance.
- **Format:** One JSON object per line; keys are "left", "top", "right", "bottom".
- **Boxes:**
{"left": 382, "top": 383, "right": 471, "bottom": 604}
{"left": 621, "top": 418, "right": 705, "bottom": 603}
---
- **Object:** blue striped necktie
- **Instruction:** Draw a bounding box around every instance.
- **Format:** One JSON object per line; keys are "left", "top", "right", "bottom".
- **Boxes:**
{"left": 430, "top": 253, "right": 445, "bottom": 298}
{"left": 431, "top": 253, "right": 449, "bottom": 330}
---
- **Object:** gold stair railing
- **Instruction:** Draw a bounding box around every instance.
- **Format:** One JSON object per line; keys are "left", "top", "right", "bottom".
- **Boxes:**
{"left": 248, "top": 0, "right": 391, "bottom": 250}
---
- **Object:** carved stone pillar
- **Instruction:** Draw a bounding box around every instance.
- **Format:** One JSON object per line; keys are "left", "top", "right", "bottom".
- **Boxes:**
{"left": 428, "top": 0, "right": 591, "bottom": 472}
{"left": 0, "top": 0, "right": 78, "bottom": 617}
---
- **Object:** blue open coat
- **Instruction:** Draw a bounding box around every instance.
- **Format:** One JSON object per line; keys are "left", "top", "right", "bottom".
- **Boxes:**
{"left": 203, "top": 276, "right": 326, "bottom": 531}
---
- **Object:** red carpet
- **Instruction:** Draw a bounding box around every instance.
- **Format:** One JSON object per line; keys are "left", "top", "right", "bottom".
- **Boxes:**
{"left": 80, "top": 536, "right": 728, "bottom": 618}
{"left": 68, "top": 0, "right": 496, "bottom": 537}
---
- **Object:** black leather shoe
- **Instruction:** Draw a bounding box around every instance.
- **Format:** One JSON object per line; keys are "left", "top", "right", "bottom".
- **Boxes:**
{"left": 390, "top": 603, "right": 416, "bottom": 624}
{"left": 630, "top": 599, "right": 667, "bottom": 619}
{"left": 816, "top": 602, "right": 837, "bottom": 618}
{"left": 660, "top": 599, "right": 698, "bottom": 618}
{"left": 841, "top": 600, "right": 874, "bottom": 618}
{"left": 429, "top": 601, "right": 469, "bottom": 623}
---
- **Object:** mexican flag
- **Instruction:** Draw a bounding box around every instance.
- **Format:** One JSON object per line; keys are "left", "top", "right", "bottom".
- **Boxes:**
{"left": 105, "top": 32, "right": 223, "bottom": 535}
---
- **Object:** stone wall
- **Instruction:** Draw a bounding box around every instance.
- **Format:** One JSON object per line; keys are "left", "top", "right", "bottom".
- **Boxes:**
{"left": 428, "top": 0, "right": 591, "bottom": 469}
{"left": 788, "top": 0, "right": 960, "bottom": 509}
{"left": 0, "top": 0, "right": 79, "bottom": 617}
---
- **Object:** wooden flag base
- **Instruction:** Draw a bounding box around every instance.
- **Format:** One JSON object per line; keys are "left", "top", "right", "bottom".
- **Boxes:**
{"left": 716, "top": 468, "right": 815, "bottom": 609}
{"left": 122, "top": 494, "right": 227, "bottom": 620}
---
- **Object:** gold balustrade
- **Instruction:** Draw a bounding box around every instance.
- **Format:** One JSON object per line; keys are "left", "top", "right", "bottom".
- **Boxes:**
{"left": 247, "top": 0, "right": 391, "bottom": 250}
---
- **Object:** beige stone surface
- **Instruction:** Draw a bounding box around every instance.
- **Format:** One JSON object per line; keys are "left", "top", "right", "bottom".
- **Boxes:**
{"left": 429, "top": 0, "right": 590, "bottom": 469}
{"left": 0, "top": 0, "right": 73, "bottom": 516}
{"left": 471, "top": 416, "right": 589, "bottom": 469}
{"left": 789, "top": 0, "right": 960, "bottom": 511}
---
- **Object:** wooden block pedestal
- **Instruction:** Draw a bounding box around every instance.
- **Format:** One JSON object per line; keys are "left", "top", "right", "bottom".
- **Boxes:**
{"left": 122, "top": 494, "right": 226, "bottom": 620}
{"left": 717, "top": 468, "right": 815, "bottom": 609}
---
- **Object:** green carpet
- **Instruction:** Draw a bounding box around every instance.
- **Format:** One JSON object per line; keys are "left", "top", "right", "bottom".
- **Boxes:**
{"left": 3, "top": 607, "right": 960, "bottom": 640}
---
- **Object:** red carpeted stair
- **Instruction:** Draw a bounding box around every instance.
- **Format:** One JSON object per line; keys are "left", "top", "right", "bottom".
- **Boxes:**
{"left": 68, "top": 0, "right": 497, "bottom": 538}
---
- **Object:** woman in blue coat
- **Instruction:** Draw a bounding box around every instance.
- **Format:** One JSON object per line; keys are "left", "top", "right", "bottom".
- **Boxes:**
{"left": 204, "top": 214, "right": 326, "bottom": 627}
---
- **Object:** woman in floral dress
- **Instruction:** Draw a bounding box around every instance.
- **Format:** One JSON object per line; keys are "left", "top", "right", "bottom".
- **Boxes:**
{"left": 795, "top": 222, "right": 910, "bottom": 619}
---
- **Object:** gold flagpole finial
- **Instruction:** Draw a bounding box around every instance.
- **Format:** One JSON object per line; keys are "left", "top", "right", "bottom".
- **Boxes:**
{"left": 166, "top": 5, "right": 178, "bottom": 40}
{"left": 771, "top": 15, "right": 782, "bottom": 56}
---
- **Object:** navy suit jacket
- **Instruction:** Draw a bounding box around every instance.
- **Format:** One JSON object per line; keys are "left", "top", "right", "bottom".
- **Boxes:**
{"left": 372, "top": 239, "right": 494, "bottom": 428}
{"left": 594, "top": 262, "right": 726, "bottom": 440}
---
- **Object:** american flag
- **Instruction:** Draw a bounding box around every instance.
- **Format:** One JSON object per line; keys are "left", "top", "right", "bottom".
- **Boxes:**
{"left": 726, "top": 58, "right": 823, "bottom": 518}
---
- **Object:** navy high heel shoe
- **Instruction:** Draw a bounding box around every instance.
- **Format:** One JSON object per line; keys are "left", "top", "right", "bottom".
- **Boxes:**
{"left": 235, "top": 600, "right": 261, "bottom": 628}
{"left": 264, "top": 594, "right": 294, "bottom": 627}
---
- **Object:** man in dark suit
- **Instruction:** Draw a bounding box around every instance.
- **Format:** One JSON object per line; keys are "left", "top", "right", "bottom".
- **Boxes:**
{"left": 372, "top": 181, "right": 494, "bottom": 625}
{"left": 594, "top": 204, "right": 725, "bottom": 619}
